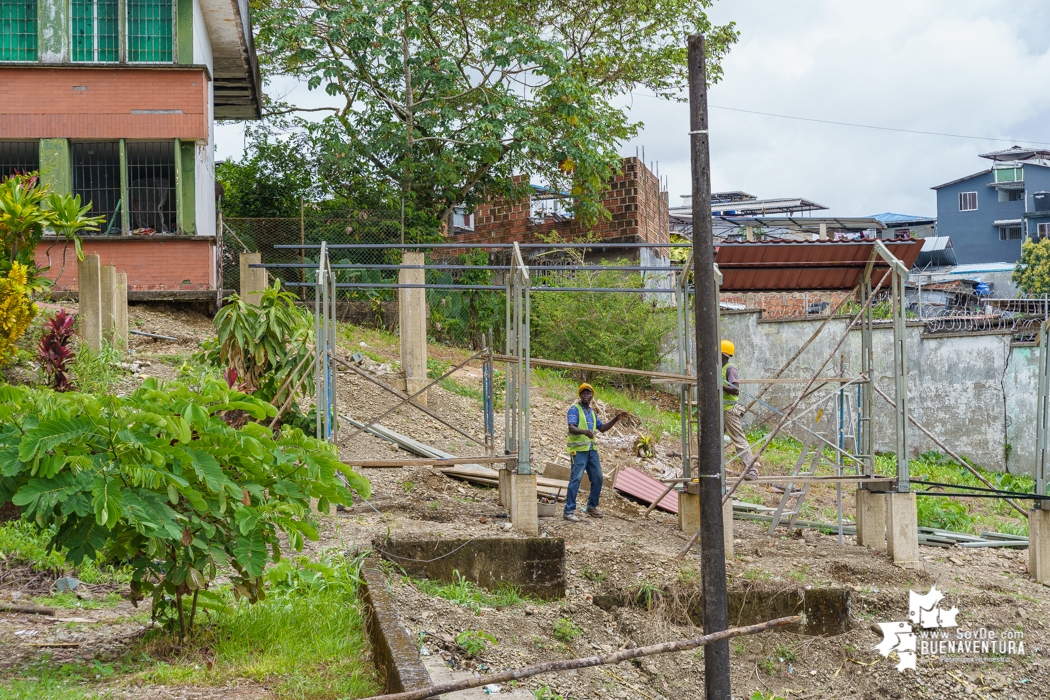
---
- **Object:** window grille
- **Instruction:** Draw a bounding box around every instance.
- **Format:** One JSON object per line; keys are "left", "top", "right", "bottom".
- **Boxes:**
{"left": 72, "top": 142, "right": 122, "bottom": 235}
{"left": 959, "top": 192, "right": 978, "bottom": 211}
{"left": 127, "top": 141, "right": 177, "bottom": 233}
{"left": 72, "top": 0, "right": 119, "bottom": 62}
{"left": 0, "top": 141, "right": 39, "bottom": 181}
{"left": 0, "top": 0, "right": 37, "bottom": 61}
{"left": 127, "top": 0, "right": 172, "bottom": 62}
{"left": 999, "top": 226, "right": 1022, "bottom": 241}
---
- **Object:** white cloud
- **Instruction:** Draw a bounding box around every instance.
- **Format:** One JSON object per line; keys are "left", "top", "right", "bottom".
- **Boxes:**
{"left": 622, "top": 0, "right": 1050, "bottom": 216}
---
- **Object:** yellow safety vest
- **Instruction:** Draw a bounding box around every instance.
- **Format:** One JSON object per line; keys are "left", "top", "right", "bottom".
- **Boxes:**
{"left": 567, "top": 402, "right": 595, "bottom": 455}
{"left": 722, "top": 363, "right": 738, "bottom": 411}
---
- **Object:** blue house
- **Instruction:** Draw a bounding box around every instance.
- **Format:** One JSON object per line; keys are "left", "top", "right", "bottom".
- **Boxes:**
{"left": 932, "top": 146, "right": 1050, "bottom": 265}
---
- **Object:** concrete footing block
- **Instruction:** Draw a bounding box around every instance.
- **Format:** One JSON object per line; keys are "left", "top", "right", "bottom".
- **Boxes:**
{"left": 113, "top": 272, "right": 128, "bottom": 349}
{"left": 77, "top": 254, "right": 102, "bottom": 352}
{"left": 100, "top": 264, "right": 117, "bottom": 342}
{"left": 239, "top": 252, "right": 266, "bottom": 306}
{"left": 678, "top": 491, "right": 733, "bottom": 558}
{"left": 498, "top": 467, "right": 513, "bottom": 511}
{"left": 886, "top": 491, "right": 920, "bottom": 569}
{"left": 399, "top": 251, "right": 427, "bottom": 407}
{"left": 1029, "top": 508, "right": 1050, "bottom": 584}
{"left": 723, "top": 496, "right": 735, "bottom": 560}
{"left": 510, "top": 472, "right": 538, "bottom": 536}
{"left": 856, "top": 489, "right": 886, "bottom": 551}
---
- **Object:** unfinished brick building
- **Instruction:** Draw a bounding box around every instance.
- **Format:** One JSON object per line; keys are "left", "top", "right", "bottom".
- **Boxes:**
{"left": 453, "top": 157, "right": 670, "bottom": 259}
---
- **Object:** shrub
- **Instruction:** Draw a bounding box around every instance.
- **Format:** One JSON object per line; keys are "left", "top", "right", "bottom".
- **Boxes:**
{"left": 207, "top": 281, "right": 313, "bottom": 415}
{"left": 1013, "top": 237, "right": 1050, "bottom": 297}
{"left": 37, "top": 309, "right": 77, "bottom": 390}
{"left": 0, "top": 378, "right": 370, "bottom": 637}
{"left": 0, "top": 261, "right": 37, "bottom": 364}
{"left": 552, "top": 617, "right": 581, "bottom": 643}
{"left": 529, "top": 259, "right": 675, "bottom": 383}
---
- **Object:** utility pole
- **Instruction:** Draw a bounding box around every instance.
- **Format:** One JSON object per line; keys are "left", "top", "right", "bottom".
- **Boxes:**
{"left": 688, "top": 34, "right": 732, "bottom": 699}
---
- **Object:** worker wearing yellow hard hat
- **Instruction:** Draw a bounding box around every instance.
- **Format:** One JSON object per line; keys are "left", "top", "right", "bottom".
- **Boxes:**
{"left": 721, "top": 339, "right": 759, "bottom": 480}
{"left": 564, "top": 383, "right": 627, "bottom": 522}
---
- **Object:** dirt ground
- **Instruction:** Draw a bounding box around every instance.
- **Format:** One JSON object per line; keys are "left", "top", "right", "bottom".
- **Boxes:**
{"left": 1, "top": 306, "right": 1048, "bottom": 699}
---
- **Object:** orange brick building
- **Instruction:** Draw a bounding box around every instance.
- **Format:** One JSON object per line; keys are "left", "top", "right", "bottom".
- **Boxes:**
{"left": 454, "top": 157, "right": 670, "bottom": 254}
{"left": 0, "top": 0, "right": 261, "bottom": 298}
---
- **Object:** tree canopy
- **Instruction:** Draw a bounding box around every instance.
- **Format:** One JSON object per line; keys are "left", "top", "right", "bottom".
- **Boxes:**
{"left": 247, "top": 0, "right": 737, "bottom": 231}
{"left": 1013, "top": 237, "right": 1050, "bottom": 297}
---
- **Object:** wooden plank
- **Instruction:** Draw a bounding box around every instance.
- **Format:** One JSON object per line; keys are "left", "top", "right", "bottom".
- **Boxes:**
{"left": 350, "top": 456, "right": 516, "bottom": 468}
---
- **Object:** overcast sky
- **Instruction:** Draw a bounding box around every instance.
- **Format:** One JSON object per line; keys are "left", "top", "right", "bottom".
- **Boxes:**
{"left": 217, "top": 0, "right": 1050, "bottom": 218}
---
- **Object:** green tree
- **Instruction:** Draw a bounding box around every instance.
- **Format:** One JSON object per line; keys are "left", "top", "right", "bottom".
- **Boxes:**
{"left": 1013, "top": 238, "right": 1050, "bottom": 297}
{"left": 253, "top": 0, "right": 737, "bottom": 231}
{"left": 216, "top": 122, "right": 315, "bottom": 218}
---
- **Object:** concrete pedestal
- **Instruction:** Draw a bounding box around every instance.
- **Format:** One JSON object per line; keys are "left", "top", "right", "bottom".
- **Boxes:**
{"left": 498, "top": 467, "right": 513, "bottom": 511}
{"left": 886, "top": 491, "right": 920, "bottom": 569}
{"left": 678, "top": 491, "right": 734, "bottom": 559}
{"left": 856, "top": 489, "right": 886, "bottom": 551}
{"left": 113, "top": 272, "right": 128, "bottom": 348}
{"left": 399, "top": 252, "right": 428, "bottom": 407}
{"left": 678, "top": 491, "right": 700, "bottom": 536}
{"left": 1029, "top": 508, "right": 1050, "bottom": 585}
{"left": 239, "top": 252, "right": 266, "bottom": 306}
{"left": 77, "top": 254, "right": 102, "bottom": 351}
{"left": 100, "top": 264, "right": 117, "bottom": 342}
{"left": 510, "top": 472, "right": 538, "bottom": 536}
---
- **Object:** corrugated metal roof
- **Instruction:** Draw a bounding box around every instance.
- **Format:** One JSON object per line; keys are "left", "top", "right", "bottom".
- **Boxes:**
{"left": 714, "top": 240, "right": 923, "bottom": 292}
{"left": 916, "top": 237, "right": 957, "bottom": 268}
{"left": 869, "top": 212, "right": 937, "bottom": 226}
{"left": 613, "top": 467, "right": 679, "bottom": 513}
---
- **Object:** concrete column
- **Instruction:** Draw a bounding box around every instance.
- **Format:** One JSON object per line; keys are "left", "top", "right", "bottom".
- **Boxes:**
{"left": 510, "top": 472, "right": 538, "bottom": 535}
{"left": 856, "top": 489, "right": 886, "bottom": 551}
{"left": 498, "top": 467, "right": 513, "bottom": 512}
{"left": 678, "top": 491, "right": 700, "bottom": 536}
{"left": 77, "top": 254, "right": 102, "bottom": 352}
{"left": 100, "top": 265, "right": 117, "bottom": 342}
{"left": 239, "top": 252, "right": 266, "bottom": 306}
{"left": 886, "top": 492, "right": 920, "bottom": 569}
{"left": 399, "top": 251, "right": 428, "bottom": 407}
{"left": 114, "top": 272, "right": 128, "bottom": 349}
{"left": 819, "top": 222, "right": 828, "bottom": 241}
{"left": 1029, "top": 509, "right": 1050, "bottom": 584}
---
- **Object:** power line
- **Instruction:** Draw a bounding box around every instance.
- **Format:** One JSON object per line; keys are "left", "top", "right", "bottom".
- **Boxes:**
{"left": 707, "top": 104, "right": 1050, "bottom": 147}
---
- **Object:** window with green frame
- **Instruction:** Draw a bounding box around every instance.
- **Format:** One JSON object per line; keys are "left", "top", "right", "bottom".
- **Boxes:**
{"left": 72, "top": 0, "right": 119, "bottom": 62}
{"left": 0, "top": 0, "right": 38, "bottom": 61}
{"left": 127, "top": 0, "right": 172, "bottom": 62}
{"left": 995, "top": 167, "right": 1023, "bottom": 183}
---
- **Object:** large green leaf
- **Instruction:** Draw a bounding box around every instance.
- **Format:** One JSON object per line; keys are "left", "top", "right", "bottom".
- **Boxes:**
{"left": 234, "top": 529, "right": 269, "bottom": 577}
{"left": 18, "top": 417, "right": 97, "bottom": 461}
{"left": 57, "top": 516, "right": 111, "bottom": 565}
{"left": 123, "top": 489, "right": 183, "bottom": 540}
{"left": 12, "top": 471, "right": 83, "bottom": 513}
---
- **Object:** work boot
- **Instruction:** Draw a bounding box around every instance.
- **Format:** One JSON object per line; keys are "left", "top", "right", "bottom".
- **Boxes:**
{"left": 743, "top": 466, "right": 760, "bottom": 481}
{"left": 586, "top": 507, "right": 604, "bottom": 519}
{"left": 563, "top": 513, "right": 581, "bottom": 523}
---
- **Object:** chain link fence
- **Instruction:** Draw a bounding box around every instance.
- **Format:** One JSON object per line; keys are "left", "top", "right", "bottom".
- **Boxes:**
{"left": 221, "top": 213, "right": 506, "bottom": 349}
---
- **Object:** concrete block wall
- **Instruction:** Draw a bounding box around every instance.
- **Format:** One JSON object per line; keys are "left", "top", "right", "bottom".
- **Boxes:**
{"left": 456, "top": 157, "right": 669, "bottom": 246}
{"left": 718, "top": 310, "right": 1039, "bottom": 476}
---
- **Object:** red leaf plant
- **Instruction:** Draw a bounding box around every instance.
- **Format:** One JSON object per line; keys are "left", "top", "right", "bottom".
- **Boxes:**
{"left": 38, "top": 309, "right": 77, "bottom": 391}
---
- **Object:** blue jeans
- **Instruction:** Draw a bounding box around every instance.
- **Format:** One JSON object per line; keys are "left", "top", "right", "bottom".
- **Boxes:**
{"left": 564, "top": 449, "right": 603, "bottom": 515}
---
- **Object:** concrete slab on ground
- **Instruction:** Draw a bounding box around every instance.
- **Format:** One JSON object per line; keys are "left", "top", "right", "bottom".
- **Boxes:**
{"left": 422, "top": 655, "right": 533, "bottom": 698}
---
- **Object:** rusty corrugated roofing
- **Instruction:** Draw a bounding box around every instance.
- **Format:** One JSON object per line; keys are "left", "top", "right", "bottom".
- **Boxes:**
{"left": 613, "top": 467, "right": 679, "bottom": 513}
{"left": 714, "top": 240, "right": 922, "bottom": 292}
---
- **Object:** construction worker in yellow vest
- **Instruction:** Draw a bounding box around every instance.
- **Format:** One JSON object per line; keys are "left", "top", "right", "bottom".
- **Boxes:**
{"left": 564, "top": 384, "right": 626, "bottom": 523}
{"left": 722, "top": 340, "right": 759, "bottom": 480}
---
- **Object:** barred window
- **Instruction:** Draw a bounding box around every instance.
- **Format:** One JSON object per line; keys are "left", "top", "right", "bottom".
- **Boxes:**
{"left": 127, "top": 0, "right": 172, "bottom": 62}
{"left": 72, "top": 0, "right": 119, "bottom": 62}
{"left": 72, "top": 142, "right": 123, "bottom": 235}
{"left": 127, "top": 141, "right": 177, "bottom": 233}
{"left": 0, "top": 0, "right": 37, "bottom": 61}
{"left": 0, "top": 141, "right": 39, "bottom": 181}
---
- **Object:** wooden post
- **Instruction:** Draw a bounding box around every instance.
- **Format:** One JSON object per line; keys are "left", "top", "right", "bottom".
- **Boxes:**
{"left": 114, "top": 272, "right": 128, "bottom": 349}
{"left": 399, "top": 251, "right": 428, "bottom": 406}
{"left": 77, "top": 254, "right": 102, "bottom": 351}
{"left": 100, "top": 264, "right": 117, "bottom": 342}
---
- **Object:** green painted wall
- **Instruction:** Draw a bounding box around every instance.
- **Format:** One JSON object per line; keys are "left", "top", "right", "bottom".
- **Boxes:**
{"left": 38, "top": 139, "right": 70, "bottom": 195}
{"left": 176, "top": 139, "right": 196, "bottom": 233}
{"left": 177, "top": 0, "right": 193, "bottom": 64}
{"left": 37, "top": 0, "right": 68, "bottom": 62}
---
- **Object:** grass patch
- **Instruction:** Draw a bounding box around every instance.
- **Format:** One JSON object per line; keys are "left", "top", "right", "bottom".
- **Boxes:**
{"left": 0, "top": 659, "right": 117, "bottom": 699}
{"left": 135, "top": 553, "right": 379, "bottom": 699}
{"left": 553, "top": 617, "right": 581, "bottom": 644}
{"left": 32, "top": 590, "right": 125, "bottom": 610}
{"left": 339, "top": 323, "right": 399, "bottom": 363}
{"left": 409, "top": 571, "right": 526, "bottom": 613}
{"left": 0, "top": 520, "right": 132, "bottom": 585}
{"left": 69, "top": 341, "right": 125, "bottom": 394}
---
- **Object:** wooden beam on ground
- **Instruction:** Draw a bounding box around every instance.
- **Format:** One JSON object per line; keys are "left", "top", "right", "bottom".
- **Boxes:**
{"left": 348, "top": 455, "right": 516, "bottom": 468}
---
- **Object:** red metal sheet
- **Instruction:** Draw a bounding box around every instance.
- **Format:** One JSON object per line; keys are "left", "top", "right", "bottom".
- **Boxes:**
{"left": 613, "top": 466, "right": 679, "bottom": 514}
{"left": 714, "top": 240, "right": 922, "bottom": 292}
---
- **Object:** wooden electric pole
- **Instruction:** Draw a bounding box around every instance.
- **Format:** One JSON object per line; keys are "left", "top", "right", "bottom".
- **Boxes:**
{"left": 688, "top": 33, "right": 732, "bottom": 699}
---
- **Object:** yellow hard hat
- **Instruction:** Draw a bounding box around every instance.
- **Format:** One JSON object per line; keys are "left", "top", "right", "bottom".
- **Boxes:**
{"left": 721, "top": 339, "right": 735, "bottom": 357}
{"left": 578, "top": 383, "right": 594, "bottom": 395}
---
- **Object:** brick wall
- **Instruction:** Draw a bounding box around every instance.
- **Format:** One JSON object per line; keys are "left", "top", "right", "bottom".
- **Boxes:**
{"left": 456, "top": 157, "right": 669, "bottom": 246}
{"left": 0, "top": 67, "right": 209, "bottom": 140}
{"left": 721, "top": 291, "right": 854, "bottom": 318}
{"left": 35, "top": 236, "right": 216, "bottom": 291}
